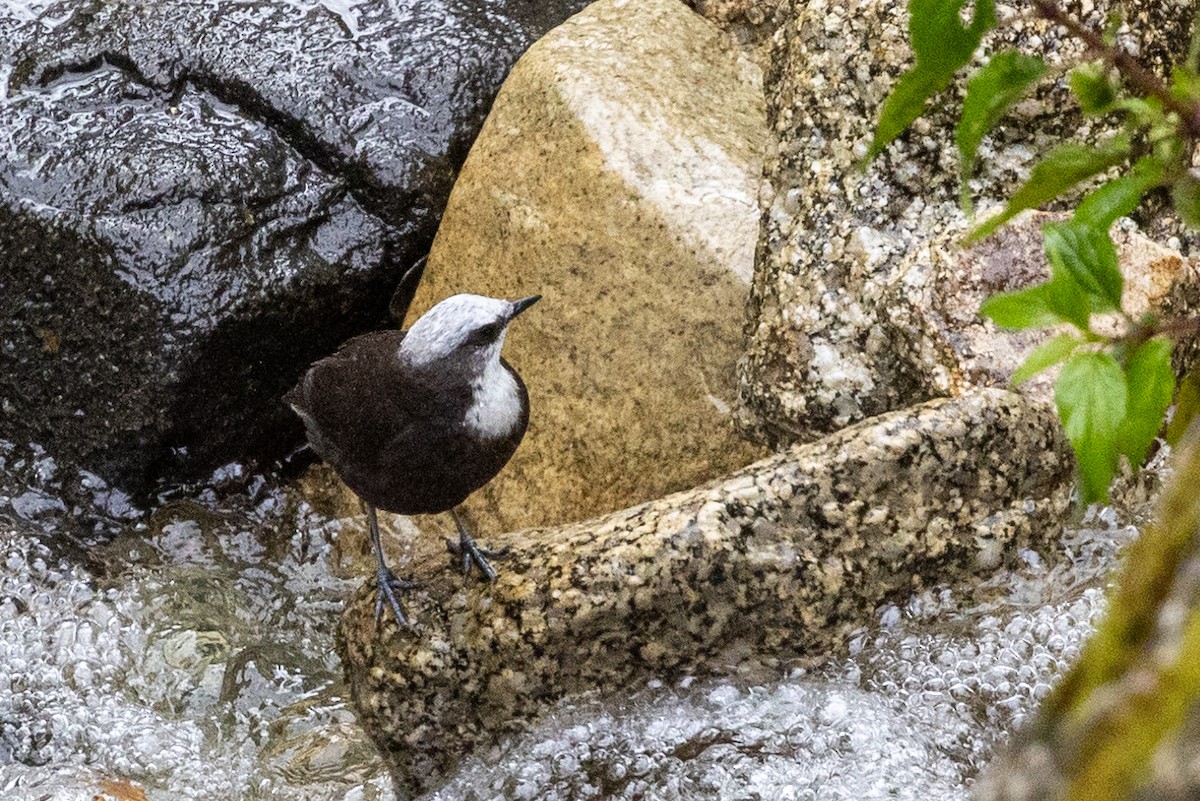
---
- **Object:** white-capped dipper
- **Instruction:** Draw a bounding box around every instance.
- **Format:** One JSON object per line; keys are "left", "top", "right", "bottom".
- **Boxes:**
{"left": 285, "top": 292, "right": 540, "bottom": 626}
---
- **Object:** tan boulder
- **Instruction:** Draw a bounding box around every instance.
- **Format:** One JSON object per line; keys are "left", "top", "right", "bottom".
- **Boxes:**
{"left": 405, "top": 0, "right": 770, "bottom": 533}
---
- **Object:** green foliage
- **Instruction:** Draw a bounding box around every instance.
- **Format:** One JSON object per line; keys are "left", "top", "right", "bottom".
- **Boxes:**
{"left": 867, "top": 0, "right": 996, "bottom": 161}
{"left": 1070, "top": 63, "right": 1117, "bottom": 114}
{"left": 1011, "top": 334, "right": 1082, "bottom": 385}
{"left": 1041, "top": 434, "right": 1200, "bottom": 801}
{"left": 981, "top": 214, "right": 1124, "bottom": 329}
{"left": 1056, "top": 353, "right": 1126, "bottom": 502}
{"left": 1165, "top": 365, "right": 1200, "bottom": 446}
{"left": 979, "top": 215, "right": 1174, "bottom": 502}
{"left": 1075, "top": 156, "right": 1165, "bottom": 228}
{"left": 979, "top": 284, "right": 1064, "bottom": 329}
{"left": 1171, "top": 174, "right": 1200, "bottom": 227}
{"left": 1042, "top": 219, "right": 1122, "bottom": 312}
{"left": 1042, "top": 260, "right": 1096, "bottom": 330}
{"left": 957, "top": 52, "right": 1046, "bottom": 209}
{"left": 867, "top": 0, "right": 1200, "bottom": 504}
{"left": 966, "top": 137, "right": 1132, "bottom": 242}
{"left": 1118, "top": 339, "right": 1176, "bottom": 468}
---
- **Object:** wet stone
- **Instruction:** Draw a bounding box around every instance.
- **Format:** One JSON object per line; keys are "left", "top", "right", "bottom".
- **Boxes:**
{"left": 0, "top": 0, "right": 589, "bottom": 497}
{"left": 0, "top": 65, "right": 389, "bottom": 497}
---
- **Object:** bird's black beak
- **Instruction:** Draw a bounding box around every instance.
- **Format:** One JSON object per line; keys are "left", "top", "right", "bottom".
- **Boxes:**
{"left": 509, "top": 295, "right": 541, "bottom": 320}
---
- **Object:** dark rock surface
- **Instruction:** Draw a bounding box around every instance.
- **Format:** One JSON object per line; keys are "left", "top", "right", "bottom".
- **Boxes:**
{"left": 0, "top": 0, "right": 589, "bottom": 499}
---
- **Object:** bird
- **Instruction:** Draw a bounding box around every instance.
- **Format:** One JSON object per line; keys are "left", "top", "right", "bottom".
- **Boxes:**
{"left": 284, "top": 290, "right": 540, "bottom": 626}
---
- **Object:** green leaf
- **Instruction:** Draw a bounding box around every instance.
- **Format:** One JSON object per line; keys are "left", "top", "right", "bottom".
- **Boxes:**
{"left": 1166, "top": 364, "right": 1200, "bottom": 445}
{"left": 1172, "top": 65, "right": 1200, "bottom": 103}
{"left": 1056, "top": 352, "right": 1128, "bottom": 503}
{"left": 1111, "top": 96, "right": 1165, "bottom": 126}
{"left": 957, "top": 51, "right": 1046, "bottom": 201}
{"left": 980, "top": 283, "right": 1062, "bottom": 329}
{"left": 870, "top": 70, "right": 954, "bottom": 164}
{"left": 967, "top": 135, "right": 1132, "bottom": 241}
{"left": 1012, "top": 334, "right": 1082, "bottom": 384}
{"left": 1171, "top": 174, "right": 1200, "bottom": 228}
{"left": 867, "top": 0, "right": 997, "bottom": 161}
{"left": 1102, "top": 8, "right": 1123, "bottom": 46}
{"left": 1075, "top": 157, "right": 1165, "bottom": 229}
{"left": 1043, "top": 219, "right": 1123, "bottom": 312}
{"left": 1070, "top": 63, "right": 1117, "bottom": 114}
{"left": 1044, "top": 265, "right": 1094, "bottom": 330}
{"left": 1118, "top": 338, "right": 1176, "bottom": 469}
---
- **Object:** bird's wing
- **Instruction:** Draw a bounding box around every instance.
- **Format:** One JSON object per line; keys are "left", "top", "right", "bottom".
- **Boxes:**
{"left": 284, "top": 330, "right": 418, "bottom": 465}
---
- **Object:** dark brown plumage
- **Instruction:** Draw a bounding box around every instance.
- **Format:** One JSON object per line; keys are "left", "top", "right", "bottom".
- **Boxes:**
{"left": 284, "top": 331, "right": 528, "bottom": 514}
{"left": 285, "top": 292, "right": 539, "bottom": 626}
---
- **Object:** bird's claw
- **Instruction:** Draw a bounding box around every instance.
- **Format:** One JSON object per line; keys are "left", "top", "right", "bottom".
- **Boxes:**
{"left": 374, "top": 564, "right": 416, "bottom": 627}
{"left": 446, "top": 536, "right": 509, "bottom": 581}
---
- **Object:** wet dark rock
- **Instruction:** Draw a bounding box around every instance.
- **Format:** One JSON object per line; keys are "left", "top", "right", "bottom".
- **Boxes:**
{"left": 0, "top": 0, "right": 589, "bottom": 497}
{"left": 0, "top": 66, "right": 389, "bottom": 495}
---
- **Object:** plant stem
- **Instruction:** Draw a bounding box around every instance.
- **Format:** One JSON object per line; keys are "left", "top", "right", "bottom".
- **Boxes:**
{"left": 1029, "top": 0, "right": 1200, "bottom": 139}
{"left": 1119, "top": 316, "right": 1200, "bottom": 355}
{"left": 1150, "top": 317, "right": 1200, "bottom": 341}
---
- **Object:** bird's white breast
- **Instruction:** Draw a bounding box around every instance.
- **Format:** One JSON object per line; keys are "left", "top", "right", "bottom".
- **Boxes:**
{"left": 465, "top": 360, "right": 522, "bottom": 440}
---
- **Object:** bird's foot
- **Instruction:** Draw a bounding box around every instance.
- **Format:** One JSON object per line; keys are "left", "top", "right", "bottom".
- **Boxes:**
{"left": 374, "top": 564, "right": 416, "bottom": 627}
{"left": 446, "top": 534, "right": 510, "bottom": 582}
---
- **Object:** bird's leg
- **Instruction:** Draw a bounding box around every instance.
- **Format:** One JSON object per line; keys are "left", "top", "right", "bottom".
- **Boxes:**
{"left": 368, "top": 504, "right": 415, "bottom": 626}
{"left": 446, "top": 507, "right": 509, "bottom": 581}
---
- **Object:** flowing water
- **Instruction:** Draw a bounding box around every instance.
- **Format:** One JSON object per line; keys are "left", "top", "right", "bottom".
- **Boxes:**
{"left": 0, "top": 435, "right": 1158, "bottom": 799}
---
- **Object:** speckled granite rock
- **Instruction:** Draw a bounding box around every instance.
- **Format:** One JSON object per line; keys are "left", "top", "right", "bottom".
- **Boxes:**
{"left": 888, "top": 212, "right": 1200, "bottom": 406}
{"left": 405, "top": 0, "right": 769, "bottom": 532}
{"left": 739, "top": 0, "right": 1196, "bottom": 447}
{"left": 338, "top": 388, "right": 1071, "bottom": 797}
{"left": 684, "top": 0, "right": 780, "bottom": 62}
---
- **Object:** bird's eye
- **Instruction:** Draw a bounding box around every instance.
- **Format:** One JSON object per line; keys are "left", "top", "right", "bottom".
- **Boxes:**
{"left": 467, "top": 322, "right": 502, "bottom": 346}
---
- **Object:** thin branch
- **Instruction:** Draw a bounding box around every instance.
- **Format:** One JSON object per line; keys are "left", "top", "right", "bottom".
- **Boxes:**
{"left": 1118, "top": 316, "right": 1200, "bottom": 354}
{"left": 1149, "top": 317, "right": 1200, "bottom": 341}
{"left": 1029, "top": 0, "right": 1200, "bottom": 139}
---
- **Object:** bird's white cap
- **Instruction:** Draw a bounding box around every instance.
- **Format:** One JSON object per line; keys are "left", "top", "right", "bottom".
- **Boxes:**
{"left": 399, "top": 293, "right": 538, "bottom": 370}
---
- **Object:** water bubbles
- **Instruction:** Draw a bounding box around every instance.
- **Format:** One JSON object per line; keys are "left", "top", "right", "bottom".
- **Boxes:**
{"left": 31, "top": 455, "right": 56, "bottom": 484}
{"left": 818, "top": 693, "right": 848, "bottom": 725}
{"left": 879, "top": 605, "right": 901, "bottom": 628}
{"left": 706, "top": 684, "right": 740, "bottom": 706}
{"left": 0, "top": 421, "right": 1158, "bottom": 799}
{"left": 0, "top": 468, "right": 383, "bottom": 800}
